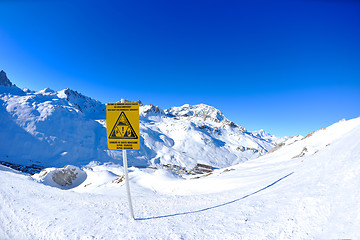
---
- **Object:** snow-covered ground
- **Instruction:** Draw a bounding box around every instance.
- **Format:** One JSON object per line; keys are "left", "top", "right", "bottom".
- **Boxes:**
{"left": 1, "top": 116, "right": 359, "bottom": 239}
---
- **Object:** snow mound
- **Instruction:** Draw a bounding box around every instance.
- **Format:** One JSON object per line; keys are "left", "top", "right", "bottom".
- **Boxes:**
{"left": 75, "top": 163, "right": 125, "bottom": 191}
{"left": 33, "top": 165, "right": 87, "bottom": 189}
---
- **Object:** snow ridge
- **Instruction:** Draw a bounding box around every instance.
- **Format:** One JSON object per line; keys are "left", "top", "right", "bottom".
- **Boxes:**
{"left": 57, "top": 88, "right": 105, "bottom": 118}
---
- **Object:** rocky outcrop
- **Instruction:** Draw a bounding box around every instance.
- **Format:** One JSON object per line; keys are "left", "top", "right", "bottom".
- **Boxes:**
{"left": 0, "top": 70, "right": 13, "bottom": 87}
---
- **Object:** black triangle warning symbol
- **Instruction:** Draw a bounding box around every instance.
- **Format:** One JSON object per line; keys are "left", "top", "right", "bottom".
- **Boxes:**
{"left": 109, "top": 112, "right": 138, "bottom": 139}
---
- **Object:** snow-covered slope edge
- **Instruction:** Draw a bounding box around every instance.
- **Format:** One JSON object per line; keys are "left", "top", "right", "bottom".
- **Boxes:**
{"left": 76, "top": 115, "right": 360, "bottom": 238}
{"left": 0, "top": 71, "right": 282, "bottom": 169}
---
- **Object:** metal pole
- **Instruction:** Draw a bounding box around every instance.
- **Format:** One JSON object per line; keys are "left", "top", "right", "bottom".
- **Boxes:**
{"left": 121, "top": 99, "right": 135, "bottom": 220}
{"left": 123, "top": 149, "right": 135, "bottom": 219}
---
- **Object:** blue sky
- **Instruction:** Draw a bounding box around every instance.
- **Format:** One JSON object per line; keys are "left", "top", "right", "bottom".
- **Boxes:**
{"left": 0, "top": 0, "right": 359, "bottom": 136}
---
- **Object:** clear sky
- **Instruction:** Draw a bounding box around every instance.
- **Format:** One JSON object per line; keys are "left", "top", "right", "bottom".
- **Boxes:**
{"left": 0, "top": 0, "right": 359, "bottom": 136}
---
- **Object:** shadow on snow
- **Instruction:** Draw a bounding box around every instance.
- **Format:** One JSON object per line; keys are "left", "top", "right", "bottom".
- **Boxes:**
{"left": 136, "top": 172, "right": 294, "bottom": 221}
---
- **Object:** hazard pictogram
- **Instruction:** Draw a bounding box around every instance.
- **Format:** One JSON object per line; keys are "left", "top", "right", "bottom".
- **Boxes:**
{"left": 106, "top": 102, "right": 140, "bottom": 150}
{"left": 109, "top": 112, "right": 138, "bottom": 139}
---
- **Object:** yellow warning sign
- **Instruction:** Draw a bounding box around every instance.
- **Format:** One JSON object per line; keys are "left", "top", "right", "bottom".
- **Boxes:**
{"left": 106, "top": 102, "right": 140, "bottom": 150}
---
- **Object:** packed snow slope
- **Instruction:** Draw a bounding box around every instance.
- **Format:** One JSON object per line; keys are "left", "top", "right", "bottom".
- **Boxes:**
{"left": 0, "top": 116, "right": 359, "bottom": 239}
{"left": 0, "top": 70, "right": 281, "bottom": 169}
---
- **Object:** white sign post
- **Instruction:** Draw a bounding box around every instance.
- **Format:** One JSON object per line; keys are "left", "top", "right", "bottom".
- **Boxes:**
{"left": 122, "top": 144, "right": 135, "bottom": 220}
{"left": 121, "top": 99, "right": 135, "bottom": 220}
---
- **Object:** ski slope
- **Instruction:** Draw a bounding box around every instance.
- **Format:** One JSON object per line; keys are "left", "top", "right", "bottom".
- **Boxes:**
{"left": 1, "top": 117, "right": 359, "bottom": 239}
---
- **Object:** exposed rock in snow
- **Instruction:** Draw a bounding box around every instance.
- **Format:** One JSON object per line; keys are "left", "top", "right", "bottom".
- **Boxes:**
{"left": 33, "top": 165, "right": 87, "bottom": 189}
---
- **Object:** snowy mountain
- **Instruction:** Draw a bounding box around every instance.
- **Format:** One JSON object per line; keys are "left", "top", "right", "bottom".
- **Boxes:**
{"left": 1, "top": 107, "right": 359, "bottom": 239}
{"left": 0, "top": 71, "right": 282, "bottom": 169}
{"left": 252, "top": 129, "right": 287, "bottom": 144}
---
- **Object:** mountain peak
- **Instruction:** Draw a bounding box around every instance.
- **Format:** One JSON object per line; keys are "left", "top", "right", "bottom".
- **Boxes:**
{"left": 0, "top": 70, "right": 13, "bottom": 87}
{"left": 35, "top": 88, "right": 56, "bottom": 95}
{"left": 58, "top": 88, "right": 96, "bottom": 102}
{"left": 140, "top": 104, "right": 164, "bottom": 116}
{"left": 165, "top": 103, "right": 226, "bottom": 122}
{"left": 164, "top": 103, "right": 247, "bottom": 131}
{"left": 57, "top": 88, "right": 105, "bottom": 118}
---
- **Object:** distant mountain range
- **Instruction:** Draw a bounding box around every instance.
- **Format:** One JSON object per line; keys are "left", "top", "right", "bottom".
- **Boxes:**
{"left": 0, "top": 70, "right": 285, "bottom": 169}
